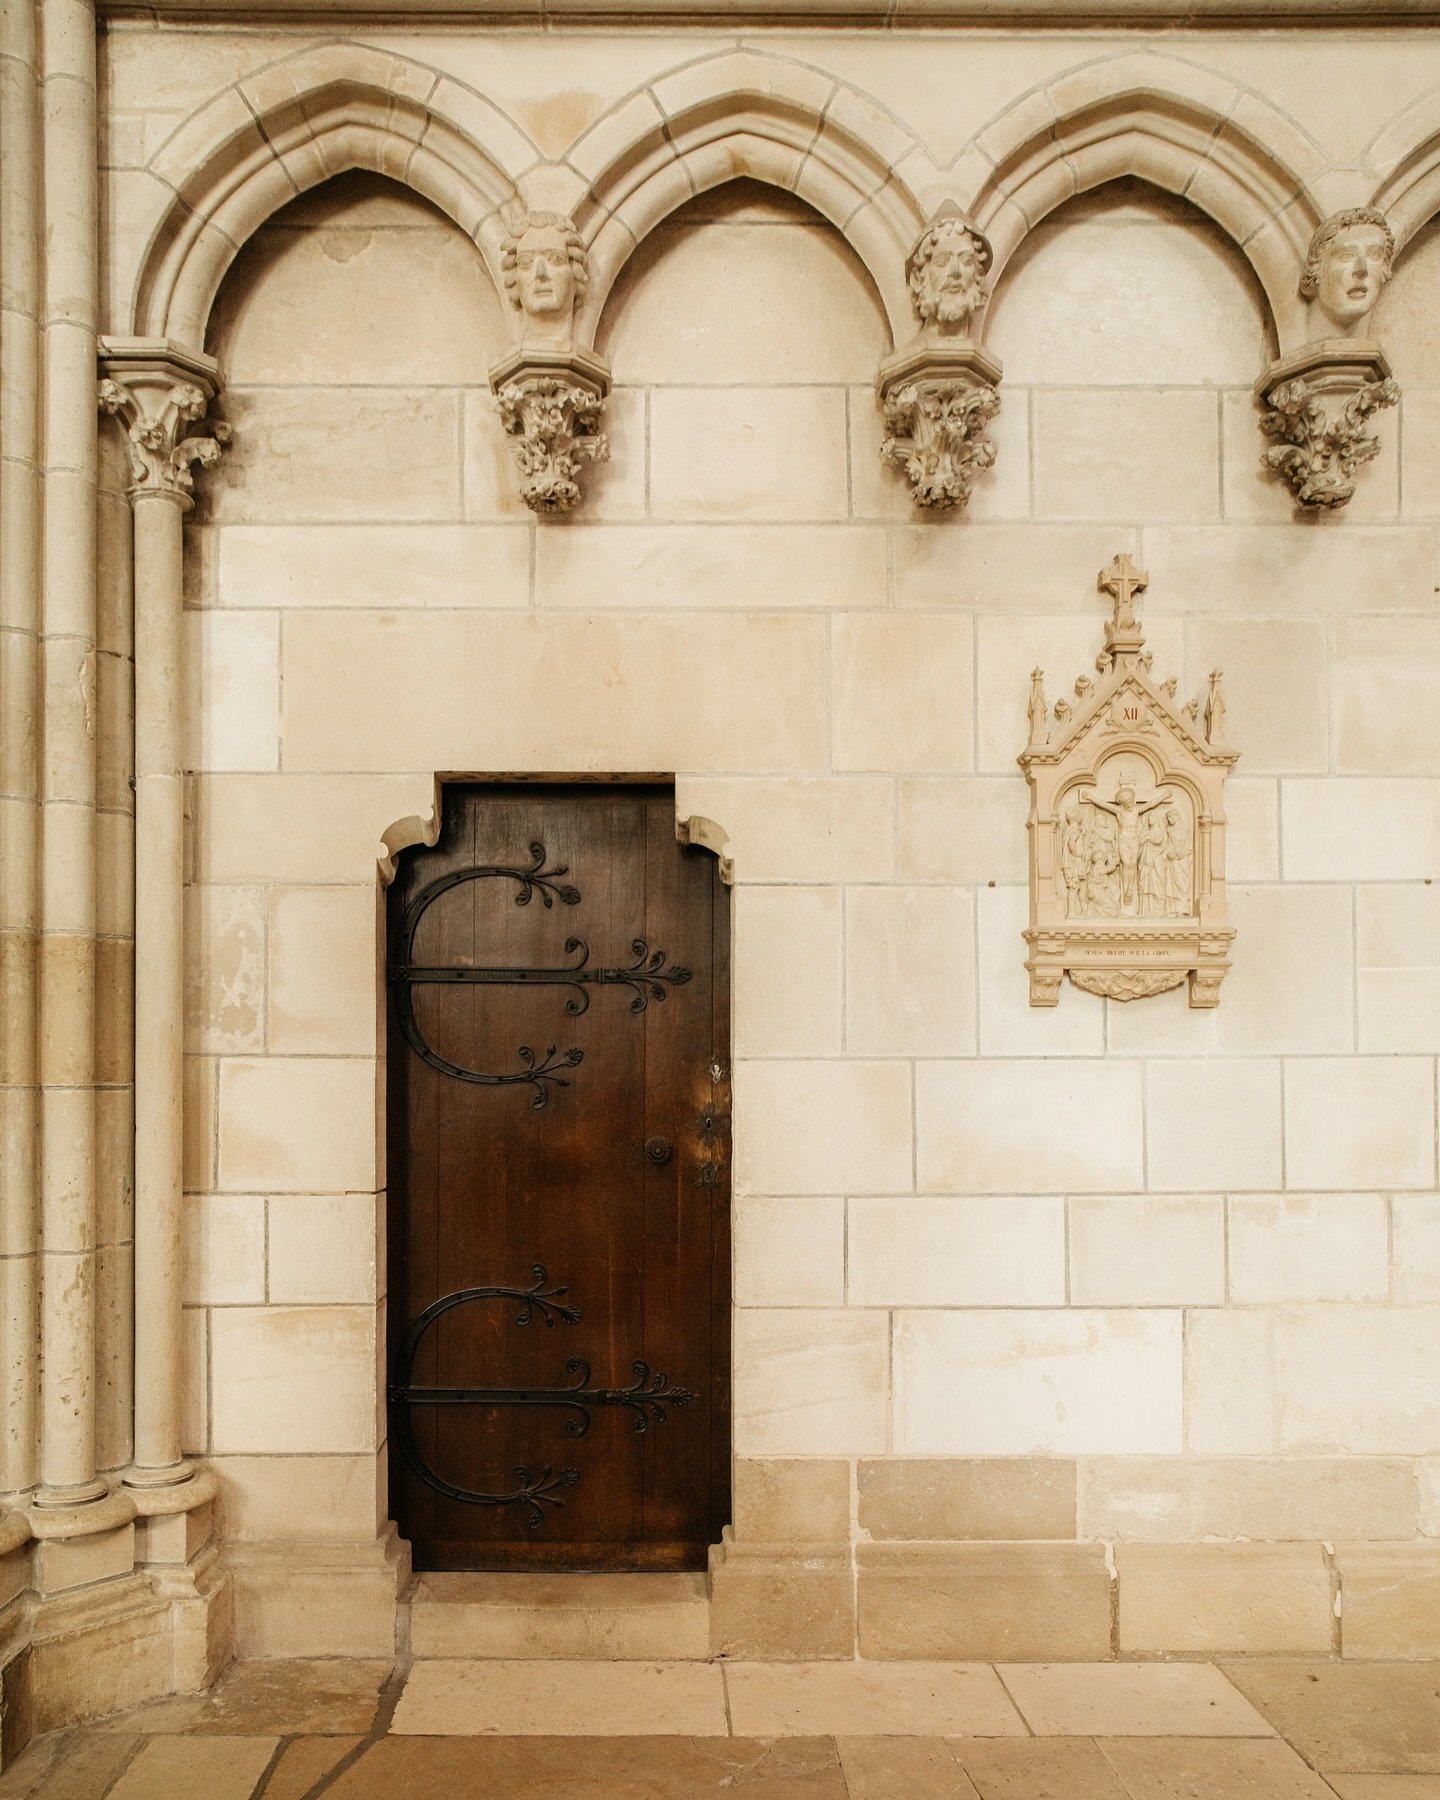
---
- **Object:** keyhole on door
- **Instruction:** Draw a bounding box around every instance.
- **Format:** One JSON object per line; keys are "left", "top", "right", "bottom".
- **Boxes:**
{"left": 645, "top": 1136, "right": 674, "bottom": 1167}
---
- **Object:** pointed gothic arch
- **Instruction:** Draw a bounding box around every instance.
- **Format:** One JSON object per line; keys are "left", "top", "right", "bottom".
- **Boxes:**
{"left": 1367, "top": 85, "right": 1440, "bottom": 249}
{"left": 130, "top": 42, "right": 535, "bottom": 348}
{"left": 565, "top": 50, "right": 928, "bottom": 344}
{"left": 959, "top": 53, "right": 1327, "bottom": 350}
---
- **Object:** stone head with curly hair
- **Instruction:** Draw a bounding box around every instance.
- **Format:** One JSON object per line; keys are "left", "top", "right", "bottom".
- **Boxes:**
{"left": 501, "top": 211, "right": 589, "bottom": 339}
{"left": 1302, "top": 207, "right": 1394, "bottom": 337}
{"left": 907, "top": 209, "right": 993, "bottom": 333}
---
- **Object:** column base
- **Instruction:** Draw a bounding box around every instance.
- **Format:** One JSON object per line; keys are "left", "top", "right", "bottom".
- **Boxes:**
{"left": 1, "top": 1544, "right": 232, "bottom": 1749}
{"left": 31, "top": 1477, "right": 109, "bottom": 1510}
{"left": 123, "top": 1457, "right": 196, "bottom": 1491}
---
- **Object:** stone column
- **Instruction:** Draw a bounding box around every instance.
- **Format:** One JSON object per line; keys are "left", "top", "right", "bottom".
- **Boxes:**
{"left": 98, "top": 341, "right": 228, "bottom": 1489}
{"left": 34, "top": 0, "right": 103, "bottom": 1509}
{"left": 0, "top": 0, "right": 42, "bottom": 1506}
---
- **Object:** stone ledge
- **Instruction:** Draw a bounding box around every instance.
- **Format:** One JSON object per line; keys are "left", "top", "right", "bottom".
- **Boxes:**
{"left": 856, "top": 1541, "right": 1113, "bottom": 1661}
{"left": 709, "top": 1535, "right": 854, "bottom": 1662}
{"left": 1115, "top": 1542, "right": 1335, "bottom": 1658}
{"left": 408, "top": 1571, "right": 711, "bottom": 1660}
{"left": 1335, "top": 1542, "right": 1440, "bottom": 1659}
{"left": 99, "top": 0, "right": 1440, "bottom": 16}
{"left": 225, "top": 1526, "right": 410, "bottom": 1659}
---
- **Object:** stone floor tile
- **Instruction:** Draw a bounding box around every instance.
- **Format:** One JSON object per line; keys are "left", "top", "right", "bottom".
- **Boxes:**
{"left": 1097, "top": 1736, "right": 1338, "bottom": 1797}
{"left": 193, "top": 1659, "right": 389, "bottom": 1736}
{"left": 91, "top": 1692, "right": 210, "bottom": 1732}
{"left": 256, "top": 1734, "right": 363, "bottom": 1799}
{"left": 1327, "top": 1780, "right": 1440, "bottom": 1798}
{"left": 838, "top": 1736, "right": 981, "bottom": 1798}
{"left": 105, "top": 1734, "right": 278, "bottom": 1800}
{"left": 953, "top": 1737, "right": 1132, "bottom": 1799}
{"left": 0, "top": 1736, "right": 62, "bottom": 1799}
{"left": 725, "top": 1662, "right": 1027, "bottom": 1738}
{"left": 996, "top": 1664, "right": 1277, "bottom": 1737}
{"left": 389, "top": 1660, "right": 730, "bottom": 1735}
{"left": 0, "top": 1730, "right": 140, "bottom": 1799}
{"left": 322, "top": 1735, "right": 847, "bottom": 1796}
{"left": 1220, "top": 1663, "right": 1440, "bottom": 1774}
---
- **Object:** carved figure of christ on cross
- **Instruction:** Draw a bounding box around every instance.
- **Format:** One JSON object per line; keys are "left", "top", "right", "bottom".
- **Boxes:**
{"left": 1082, "top": 768, "right": 1174, "bottom": 916}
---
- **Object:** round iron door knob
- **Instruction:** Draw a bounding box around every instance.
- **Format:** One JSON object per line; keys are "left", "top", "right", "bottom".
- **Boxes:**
{"left": 645, "top": 1136, "right": 674, "bottom": 1167}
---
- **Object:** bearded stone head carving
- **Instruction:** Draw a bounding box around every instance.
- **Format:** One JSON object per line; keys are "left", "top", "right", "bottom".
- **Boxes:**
{"left": 1301, "top": 207, "right": 1395, "bottom": 340}
{"left": 501, "top": 211, "right": 589, "bottom": 345}
{"left": 907, "top": 207, "right": 993, "bottom": 335}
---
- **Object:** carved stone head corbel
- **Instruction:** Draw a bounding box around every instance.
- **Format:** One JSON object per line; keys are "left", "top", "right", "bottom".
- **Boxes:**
{"left": 1301, "top": 206, "right": 1395, "bottom": 343}
{"left": 1256, "top": 207, "right": 1399, "bottom": 510}
{"left": 501, "top": 209, "right": 588, "bottom": 350}
{"left": 878, "top": 202, "right": 1003, "bottom": 512}
{"left": 906, "top": 200, "right": 993, "bottom": 343}
{"left": 489, "top": 208, "right": 611, "bottom": 515}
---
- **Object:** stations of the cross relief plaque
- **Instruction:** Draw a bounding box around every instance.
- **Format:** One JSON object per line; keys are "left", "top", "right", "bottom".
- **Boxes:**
{"left": 1019, "top": 555, "right": 1238, "bottom": 1008}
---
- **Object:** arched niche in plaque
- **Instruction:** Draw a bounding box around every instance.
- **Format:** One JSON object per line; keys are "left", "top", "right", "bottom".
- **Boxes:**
{"left": 1019, "top": 555, "right": 1238, "bottom": 1008}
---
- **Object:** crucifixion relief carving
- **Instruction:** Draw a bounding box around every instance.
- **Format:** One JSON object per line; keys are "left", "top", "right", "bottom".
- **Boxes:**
{"left": 1019, "top": 555, "right": 1238, "bottom": 1008}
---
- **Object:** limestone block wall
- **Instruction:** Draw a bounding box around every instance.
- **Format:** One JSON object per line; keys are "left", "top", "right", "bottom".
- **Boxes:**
{"left": 87, "top": 19, "right": 1440, "bottom": 1660}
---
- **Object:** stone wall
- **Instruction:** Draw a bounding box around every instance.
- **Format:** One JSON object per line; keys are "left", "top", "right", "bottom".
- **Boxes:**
{"left": 73, "top": 17, "right": 1440, "bottom": 1664}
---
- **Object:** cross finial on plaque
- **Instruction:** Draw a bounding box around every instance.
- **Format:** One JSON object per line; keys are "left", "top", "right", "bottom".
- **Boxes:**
{"left": 1098, "top": 553, "right": 1148, "bottom": 634}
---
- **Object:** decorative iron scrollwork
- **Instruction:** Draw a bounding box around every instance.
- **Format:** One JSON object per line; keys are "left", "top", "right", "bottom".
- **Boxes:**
{"left": 389, "top": 843, "right": 690, "bottom": 1104}
{"left": 391, "top": 1266, "right": 691, "bottom": 1529}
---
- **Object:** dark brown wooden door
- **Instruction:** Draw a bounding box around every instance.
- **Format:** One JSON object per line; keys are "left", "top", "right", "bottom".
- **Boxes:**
{"left": 386, "top": 783, "right": 730, "bottom": 1571}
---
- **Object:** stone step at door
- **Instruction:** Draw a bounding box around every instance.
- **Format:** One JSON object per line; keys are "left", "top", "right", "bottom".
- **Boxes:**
{"left": 404, "top": 1570, "right": 713, "bottom": 1661}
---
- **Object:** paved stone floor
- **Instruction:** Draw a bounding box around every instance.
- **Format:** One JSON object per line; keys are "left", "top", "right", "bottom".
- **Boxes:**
{"left": 1, "top": 1657, "right": 1438, "bottom": 1797}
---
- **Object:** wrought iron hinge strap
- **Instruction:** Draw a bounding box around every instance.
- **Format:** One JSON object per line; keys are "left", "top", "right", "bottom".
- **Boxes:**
{"left": 391, "top": 845, "right": 690, "bottom": 1101}
{"left": 392, "top": 1268, "right": 690, "bottom": 1530}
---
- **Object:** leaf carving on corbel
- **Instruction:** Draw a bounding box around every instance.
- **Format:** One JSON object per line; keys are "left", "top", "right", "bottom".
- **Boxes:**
{"left": 495, "top": 376, "right": 608, "bottom": 514}
{"left": 1070, "top": 969, "right": 1187, "bottom": 1001}
{"left": 1259, "top": 373, "right": 1399, "bottom": 509}
{"left": 880, "top": 378, "right": 1000, "bottom": 511}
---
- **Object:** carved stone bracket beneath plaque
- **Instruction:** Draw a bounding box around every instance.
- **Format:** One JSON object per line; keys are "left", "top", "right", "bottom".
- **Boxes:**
{"left": 489, "top": 345, "right": 610, "bottom": 515}
{"left": 1257, "top": 340, "right": 1398, "bottom": 510}
{"left": 878, "top": 342, "right": 1002, "bottom": 511}
{"left": 1019, "top": 554, "right": 1239, "bottom": 1008}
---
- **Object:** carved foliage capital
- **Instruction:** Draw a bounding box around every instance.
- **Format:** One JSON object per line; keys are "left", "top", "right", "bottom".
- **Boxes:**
{"left": 97, "top": 344, "right": 229, "bottom": 506}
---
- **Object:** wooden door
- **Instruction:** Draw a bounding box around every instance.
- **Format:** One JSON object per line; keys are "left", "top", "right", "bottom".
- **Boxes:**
{"left": 386, "top": 784, "right": 730, "bottom": 1571}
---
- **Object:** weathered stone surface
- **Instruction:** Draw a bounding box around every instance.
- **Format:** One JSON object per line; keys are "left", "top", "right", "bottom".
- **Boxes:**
{"left": 1336, "top": 1544, "right": 1440, "bottom": 1659}
{"left": 1115, "top": 1542, "right": 1335, "bottom": 1656}
{"left": 708, "top": 1539, "right": 854, "bottom": 1661}
{"left": 857, "top": 1542, "right": 1112, "bottom": 1660}
{"left": 732, "top": 1459, "right": 851, "bottom": 1545}
{"left": 857, "top": 1457, "right": 1077, "bottom": 1541}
